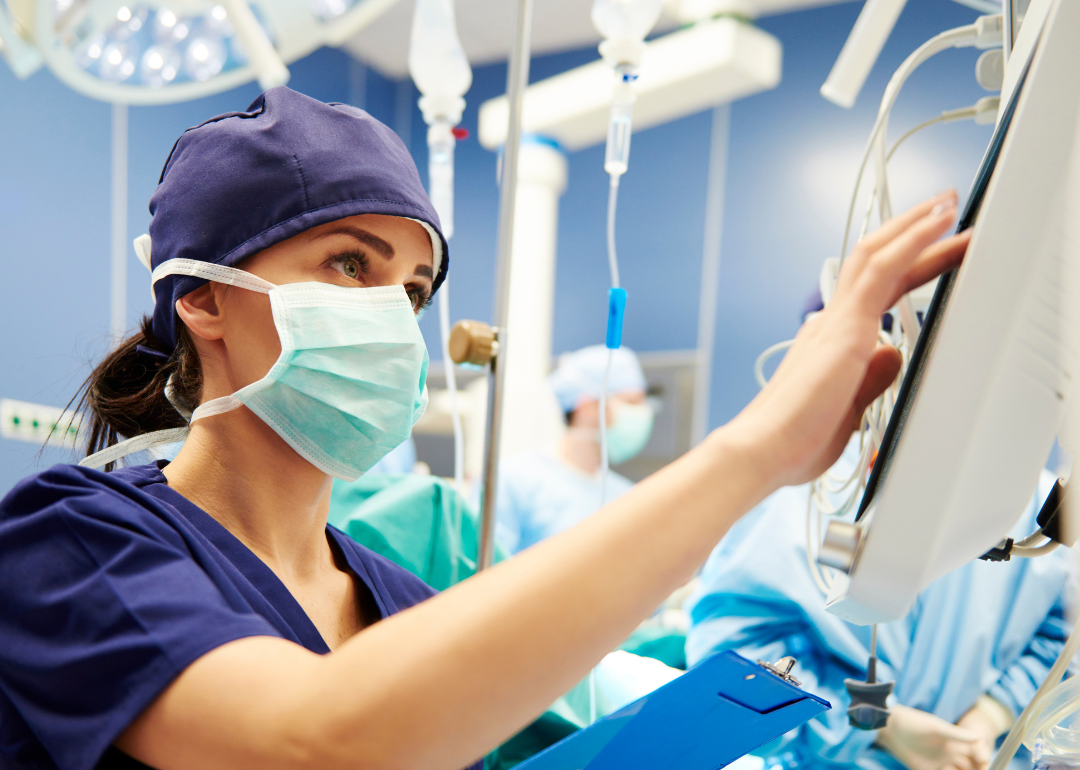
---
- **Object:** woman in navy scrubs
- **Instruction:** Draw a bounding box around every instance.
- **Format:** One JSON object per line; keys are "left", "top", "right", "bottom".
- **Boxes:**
{"left": 0, "top": 87, "right": 970, "bottom": 770}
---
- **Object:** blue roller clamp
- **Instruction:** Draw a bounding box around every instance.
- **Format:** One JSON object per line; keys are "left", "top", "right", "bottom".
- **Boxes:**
{"left": 516, "top": 651, "right": 830, "bottom": 770}
{"left": 606, "top": 288, "right": 627, "bottom": 350}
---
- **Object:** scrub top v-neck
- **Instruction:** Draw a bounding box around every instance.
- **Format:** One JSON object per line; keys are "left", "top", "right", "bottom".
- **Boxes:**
{"left": 0, "top": 461, "right": 473, "bottom": 770}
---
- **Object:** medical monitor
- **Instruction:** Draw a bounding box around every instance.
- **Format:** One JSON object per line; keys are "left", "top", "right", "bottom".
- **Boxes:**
{"left": 823, "top": 0, "right": 1080, "bottom": 625}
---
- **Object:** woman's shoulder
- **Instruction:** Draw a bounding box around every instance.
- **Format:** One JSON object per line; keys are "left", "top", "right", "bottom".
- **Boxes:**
{"left": 1, "top": 461, "right": 172, "bottom": 527}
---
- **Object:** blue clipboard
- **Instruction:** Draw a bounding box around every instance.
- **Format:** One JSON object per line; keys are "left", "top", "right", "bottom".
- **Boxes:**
{"left": 516, "top": 651, "right": 830, "bottom": 770}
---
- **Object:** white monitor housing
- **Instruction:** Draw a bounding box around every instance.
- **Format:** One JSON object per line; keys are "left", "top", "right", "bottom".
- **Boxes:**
{"left": 823, "top": 0, "right": 1080, "bottom": 625}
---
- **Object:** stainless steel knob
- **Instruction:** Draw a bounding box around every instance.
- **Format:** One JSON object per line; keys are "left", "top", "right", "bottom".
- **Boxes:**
{"left": 818, "top": 520, "right": 863, "bottom": 574}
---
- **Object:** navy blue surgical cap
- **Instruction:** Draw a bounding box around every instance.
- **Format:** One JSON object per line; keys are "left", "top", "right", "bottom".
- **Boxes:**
{"left": 148, "top": 86, "right": 448, "bottom": 351}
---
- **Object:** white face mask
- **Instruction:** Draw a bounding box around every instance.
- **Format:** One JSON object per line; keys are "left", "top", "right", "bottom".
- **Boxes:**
{"left": 82, "top": 259, "right": 429, "bottom": 481}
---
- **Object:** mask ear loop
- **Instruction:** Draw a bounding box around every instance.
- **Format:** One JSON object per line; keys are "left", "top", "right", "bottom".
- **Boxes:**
{"left": 78, "top": 426, "right": 191, "bottom": 470}
{"left": 80, "top": 374, "right": 193, "bottom": 470}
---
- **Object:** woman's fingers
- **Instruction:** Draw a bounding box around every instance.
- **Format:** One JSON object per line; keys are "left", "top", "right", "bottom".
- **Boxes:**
{"left": 887, "top": 230, "right": 971, "bottom": 307}
{"left": 851, "top": 203, "right": 960, "bottom": 313}
{"left": 859, "top": 189, "right": 958, "bottom": 256}
{"left": 838, "top": 190, "right": 958, "bottom": 290}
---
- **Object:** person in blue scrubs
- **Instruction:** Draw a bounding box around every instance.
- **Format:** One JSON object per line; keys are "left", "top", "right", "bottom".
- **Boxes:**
{"left": 686, "top": 437, "right": 1072, "bottom": 770}
{"left": 491, "top": 345, "right": 653, "bottom": 554}
{"left": 0, "top": 83, "right": 972, "bottom": 770}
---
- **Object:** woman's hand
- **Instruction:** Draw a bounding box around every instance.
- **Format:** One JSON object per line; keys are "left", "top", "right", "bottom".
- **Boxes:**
{"left": 876, "top": 704, "right": 985, "bottom": 770}
{"left": 727, "top": 190, "right": 971, "bottom": 488}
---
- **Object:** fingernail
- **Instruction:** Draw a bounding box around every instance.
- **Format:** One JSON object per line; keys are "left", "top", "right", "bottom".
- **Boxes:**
{"left": 932, "top": 202, "right": 955, "bottom": 217}
{"left": 936, "top": 189, "right": 958, "bottom": 202}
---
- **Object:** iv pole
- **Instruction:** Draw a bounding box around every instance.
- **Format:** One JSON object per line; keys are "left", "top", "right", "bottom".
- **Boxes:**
{"left": 473, "top": 0, "right": 535, "bottom": 571}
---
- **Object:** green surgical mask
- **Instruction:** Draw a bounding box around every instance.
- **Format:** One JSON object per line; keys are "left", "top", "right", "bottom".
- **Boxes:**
{"left": 81, "top": 260, "right": 429, "bottom": 481}
{"left": 606, "top": 402, "right": 654, "bottom": 465}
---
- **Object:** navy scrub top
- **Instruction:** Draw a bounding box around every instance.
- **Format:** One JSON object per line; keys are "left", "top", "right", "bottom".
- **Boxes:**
{"left": 0, "top": 461, "right": 481, "bottom": 770}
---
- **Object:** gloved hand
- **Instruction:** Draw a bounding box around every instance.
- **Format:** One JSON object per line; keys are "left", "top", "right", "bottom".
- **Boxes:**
{"left": 875, "top": 704, "right": 985, "bottom": 770}
{"left": 955, "top": 696, "right": 1014, "bottom": 770}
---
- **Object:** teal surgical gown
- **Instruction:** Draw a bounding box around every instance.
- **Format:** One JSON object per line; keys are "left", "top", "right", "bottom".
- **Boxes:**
{"left": 489, "top": 449, "right": 634, "bottom": 554}
{"left": 686, "top": 461, "right": 1072, "bottom": 770}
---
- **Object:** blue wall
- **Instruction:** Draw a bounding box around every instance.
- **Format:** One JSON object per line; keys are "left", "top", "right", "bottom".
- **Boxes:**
{"left": 0, "top": 0, "right": 995, "bottom": 493}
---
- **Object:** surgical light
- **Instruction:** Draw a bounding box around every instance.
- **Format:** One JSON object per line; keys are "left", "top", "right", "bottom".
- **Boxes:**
{"left": 1, "top": 0, "right": 401, "bottom": 103}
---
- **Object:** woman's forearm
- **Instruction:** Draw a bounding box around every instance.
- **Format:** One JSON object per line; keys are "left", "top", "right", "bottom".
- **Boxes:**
{"left": 307, "top": 423, "right": 777, "bottom": 769}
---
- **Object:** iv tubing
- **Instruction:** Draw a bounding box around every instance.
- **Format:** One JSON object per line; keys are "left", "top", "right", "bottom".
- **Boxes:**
{"left": 606, "top": 176, "right": 622, "bottom": 290}
{"left": 598, "top": 169, "right": 624, "bottom": 506}
{"left": 990, "top": 612, "right": 1080, "bottom": 770}
{"left": 437, "top": 285, "right": 465, "bottom": 489}
{"left": 476, "top": 0, "right": 534, "bottom": 572}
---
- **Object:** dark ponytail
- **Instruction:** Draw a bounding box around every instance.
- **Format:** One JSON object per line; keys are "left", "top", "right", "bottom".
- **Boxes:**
{"left": 71, "top": 316, "right": 202, "bottom": 459}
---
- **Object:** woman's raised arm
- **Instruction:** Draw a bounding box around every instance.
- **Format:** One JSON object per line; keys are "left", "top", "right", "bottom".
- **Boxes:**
{"left": 118, "top": 191, "right": 970, "bottom": 770}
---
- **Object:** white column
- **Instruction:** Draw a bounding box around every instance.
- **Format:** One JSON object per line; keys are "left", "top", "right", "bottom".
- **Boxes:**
{"left": 498, "top": 137, "right": 568, "bottom": 460}
{"left": 691, "top": 104, "right": 729, "bottom": 446}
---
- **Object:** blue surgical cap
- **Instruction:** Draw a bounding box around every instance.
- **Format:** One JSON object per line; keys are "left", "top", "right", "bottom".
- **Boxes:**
{"left": 549, "top": 345, "right": 647, "bottom": 413}
{"left": 148, "top": 86, "right": 448, "bottom": 351}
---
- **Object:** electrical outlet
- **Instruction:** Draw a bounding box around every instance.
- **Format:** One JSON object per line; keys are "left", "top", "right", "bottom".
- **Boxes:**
{"left": 0, "top": 399, "right": 81, "bottom": 447}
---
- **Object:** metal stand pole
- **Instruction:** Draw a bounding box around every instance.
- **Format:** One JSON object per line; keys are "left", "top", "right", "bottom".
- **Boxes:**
{"left": 477, "top": 0, "right": 534, "bottom": 571}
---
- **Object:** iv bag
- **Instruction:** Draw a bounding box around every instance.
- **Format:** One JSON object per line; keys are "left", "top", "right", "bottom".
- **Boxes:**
{"left": 591, "top": 0, "right": 663, "bottom": 45}
{"left": 408, "top": 0, "right": 471, "bottom": 101}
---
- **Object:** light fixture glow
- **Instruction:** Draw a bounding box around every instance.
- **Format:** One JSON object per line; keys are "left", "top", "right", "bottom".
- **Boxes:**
{"left": 117, "top": 6, "right": 131, "bottom": 22}
{"left": 140, "top": 44, "right": 180, "bottom": 87}
{"left": 184, "top": 35, "right": 225, "bottom": 80}
{"left": 154, "top": 9, "right": 190, "bottom": 43}
{"left": 100, "top": 40, "right": 137, "bottom": 81}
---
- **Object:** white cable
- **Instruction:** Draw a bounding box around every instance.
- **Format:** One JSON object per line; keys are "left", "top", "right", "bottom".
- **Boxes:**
{"left": 990, "top": 606, "right": 1080, "bottom": 770}
{"left": 437, "top": 283, "right": 465, "bottom": 490}
{"left": 754, "top": 340, "right": 795, "bottom": 389}
{"left": 872, "top": 25, "right": 984, "bottom": 226}
{"left": 840, "top": 22, "right": 983, "bottom": 267}
{"left": 1017, "top": 530, "right": 1051, "bottom": 548}
{"left": 1012, "top": 541, "right": 1061, "bottom": 558}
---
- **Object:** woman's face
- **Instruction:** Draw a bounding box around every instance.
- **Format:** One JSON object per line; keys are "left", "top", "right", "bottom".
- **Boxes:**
{"left": 184, "top": 213, "right": 434, "bottom": 400}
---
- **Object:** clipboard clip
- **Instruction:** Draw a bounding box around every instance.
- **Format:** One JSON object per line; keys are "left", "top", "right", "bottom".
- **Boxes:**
{"left": 757, "top": 656, "right": 802, "bottom": 687}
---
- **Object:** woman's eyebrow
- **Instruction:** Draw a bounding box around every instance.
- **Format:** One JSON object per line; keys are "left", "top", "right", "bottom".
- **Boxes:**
{"left": 313, "top": 226, "right": 395, "bottom": 259}
{"left": 414, "top": 265, "right": 434, "bottom": 279}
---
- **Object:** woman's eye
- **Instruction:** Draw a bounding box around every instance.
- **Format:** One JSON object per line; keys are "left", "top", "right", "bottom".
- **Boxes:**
{"left": 330, "top": 253, "right": 366, "bottom": 280}
{"left": 409, "top": 288, "right": 432, "bottom": 314}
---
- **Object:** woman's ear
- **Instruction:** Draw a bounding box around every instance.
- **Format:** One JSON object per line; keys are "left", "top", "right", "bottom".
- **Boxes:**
{"left": 175, "top": 284, "right": 228, "bottom": 342}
